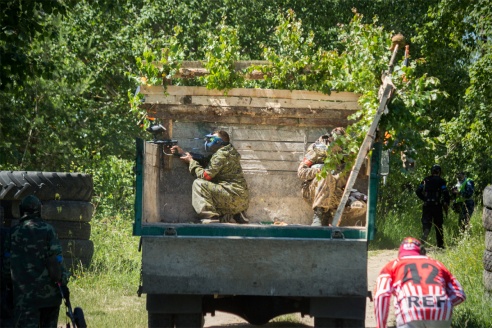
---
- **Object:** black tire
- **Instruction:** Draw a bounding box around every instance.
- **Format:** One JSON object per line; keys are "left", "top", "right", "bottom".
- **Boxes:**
{"left": 484, "top": 270, "right": 492, "bottom": 292}
{"left": 484, "top": 185, "right": 492, "bottom": 208}
{"left": 486, "top": 231, "right": 492, "bottom": 252}
{"left": 484, "top": 250, "right": 492, "bottom": 272}
{"left": 148, "top": 313, "right": 174, "bottom": 328}
{"left": 0, "top": 171, "right": 93, "bottom": 201}
{"left": 314, "top": 317, "right": 365, "bottom": 328}
{"left": 483, "top": 207, "right": 492, "bottom": 231}
{"left": 41, "top": 200, "right": 93, "bottom": 222}
{"left": 174, "top": 313, "right": 204, "bottom": 328}
{"left": 46, "top": 220, "right": 91, "bottom": 240}
{"left": 10, "top": 200, "right": 93, "bottom": 221}
{"left": 60, "top": 239, "right": 94, "bottom": 260}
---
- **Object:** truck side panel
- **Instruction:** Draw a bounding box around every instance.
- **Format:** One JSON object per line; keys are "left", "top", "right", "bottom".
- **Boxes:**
{"left": 142, "top": 236, "right": 367, "bottom": 297}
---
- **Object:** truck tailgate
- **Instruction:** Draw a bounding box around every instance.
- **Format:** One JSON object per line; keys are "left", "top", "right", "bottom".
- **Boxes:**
{"left": 142, "top": 235, "right": 367, "bottom": 297}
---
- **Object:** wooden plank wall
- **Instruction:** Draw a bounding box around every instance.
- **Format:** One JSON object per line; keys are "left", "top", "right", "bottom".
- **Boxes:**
{"left": 139, "top": 86, "right": 368, "bottom": 225}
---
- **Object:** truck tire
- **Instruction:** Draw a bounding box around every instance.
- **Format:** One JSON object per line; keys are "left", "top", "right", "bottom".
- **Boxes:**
{"left": 484, "top": 270, "right": 492, "bottom": 292}
{"left": 0, "top": 171, "right": 93, "bottom": 201}
{"left": 45, "top": 220, "right": 91, "bottom": 240}
{"left": 484, "top": 250, "right": 492, "bottom": 272}
{"left": 483, "top": 207, "right": 492, "bottom": 231}
{"left": 484, "top": 185, "right": 492, "bottom": 208}
{"left": 314, "top": 317, "right": 365, "bottom": 327}
{"left": 148, "top": 313, "right": 174, "bottom": 328}
{"left": 41, "top": 201, "right": 93, "bottom": 222}
{"left": 62, "top": 238, "right": 94, "bottom": 268}
{"left": 174, "top": 313, "right": 204, "bottom": 328}
{"left": 486, "top": 231, "right": 492, "bottom": 252}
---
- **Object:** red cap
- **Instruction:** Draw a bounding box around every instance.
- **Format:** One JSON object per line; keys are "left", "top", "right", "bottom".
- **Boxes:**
{"left": 398, "top": 237, "right": 422, "bottom": 257}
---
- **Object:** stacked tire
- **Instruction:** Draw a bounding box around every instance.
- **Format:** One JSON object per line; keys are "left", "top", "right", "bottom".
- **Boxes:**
{"left": 483, "top": 185, "right": 492, "bottom": 292}
{"left": 0, "top": 171, "right": 94, "bottom": 270}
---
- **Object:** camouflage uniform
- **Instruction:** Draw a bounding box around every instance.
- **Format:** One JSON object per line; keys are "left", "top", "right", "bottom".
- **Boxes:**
{"left": 298, "top": 141, "right": 347, "bottom": 215}
{"left": 6, "top": 212, "right": 69, "bottom": 328}
{"left": 189, "top": 143, "right": 249, "bottom": 220}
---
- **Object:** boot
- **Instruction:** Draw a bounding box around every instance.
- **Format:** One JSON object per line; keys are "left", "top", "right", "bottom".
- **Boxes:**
{"left": 219, "top": 214, "right": 235, "bottom": 223}
{"left": 311, "top": 208, "right": 324, "bottom": 226}
{"left": 233, "top": 212, "right": 249, "bottom": 224}
{"left": 421, "top": 228, "right": 430, "bottom": 244}
{"left": 321, "top": 210, "right": 333, "bottom": 227}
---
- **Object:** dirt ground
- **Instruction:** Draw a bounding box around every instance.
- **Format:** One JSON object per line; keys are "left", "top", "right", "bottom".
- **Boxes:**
{"left": 204, "top": 249, "right": 397, "bottom": 328}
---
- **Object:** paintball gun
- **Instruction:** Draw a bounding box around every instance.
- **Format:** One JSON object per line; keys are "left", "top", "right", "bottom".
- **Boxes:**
{"left": 145, "top": 122, "right": 179, "bottom": 156}
{"left": 58, "top": 283, "right": 87, "bottom": 328}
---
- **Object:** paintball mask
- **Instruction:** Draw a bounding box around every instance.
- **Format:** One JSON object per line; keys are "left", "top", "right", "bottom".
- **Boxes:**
{"left": 204, "top": 134, "right": 225, "bottom": 152}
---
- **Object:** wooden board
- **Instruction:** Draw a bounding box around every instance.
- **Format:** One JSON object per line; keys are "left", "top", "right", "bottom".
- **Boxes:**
{"left": 143, "top": 143, "right": 160, "bottom": 223}
{"left": 140, "top": 85, "right": 361, "bottom": 102}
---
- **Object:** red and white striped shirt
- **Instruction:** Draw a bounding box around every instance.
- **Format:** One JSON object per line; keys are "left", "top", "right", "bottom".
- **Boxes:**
{"left": 374, "top": 255, "right": 466, "bottom": 328}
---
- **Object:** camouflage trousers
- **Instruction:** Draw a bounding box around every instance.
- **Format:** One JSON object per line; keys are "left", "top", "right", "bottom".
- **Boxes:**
{"left": 192, "top": 179, "right": 249, "bottom": 219}
{"left": 13, "top": 305, "right": 60, "bottom": 328}
{"left": 303, "top": 172, "right": 347, "bottom": 211}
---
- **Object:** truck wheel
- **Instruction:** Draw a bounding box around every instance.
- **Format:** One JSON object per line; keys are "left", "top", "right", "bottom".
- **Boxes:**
{"left": 0, "top": 171, "right": 93, "bottom": 201}
{"left": 314, "top": 317, "right": 365, "bottom": 327}
{"left": 174, "top": 313, "right": 204, "bottom": 328}
{"left": 148, "top": 313, "right": 174, "bottom": 328}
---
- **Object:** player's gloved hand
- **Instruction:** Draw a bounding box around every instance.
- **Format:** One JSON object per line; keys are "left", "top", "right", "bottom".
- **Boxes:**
{"left": 311, "top": 164, "right": 323, "bottom": 170}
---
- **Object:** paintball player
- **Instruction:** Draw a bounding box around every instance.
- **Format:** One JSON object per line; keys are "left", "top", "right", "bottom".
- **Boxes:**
{"left": 415, "top": 164, "right": 450, "bottom": 249}
{"left": 4, "top": 195, "right": 70, "bottom": 328}
{"left": 374, "top": 237, "right": 466, "bottom": 328}
{"left": 451, "top": 171, "right": 475, "bottom": 232}
{"left": 171, "top": 130, "right": 250, "bottom": 223}
{"left": 297, "top": 127, "right": 347, "bottom": 226}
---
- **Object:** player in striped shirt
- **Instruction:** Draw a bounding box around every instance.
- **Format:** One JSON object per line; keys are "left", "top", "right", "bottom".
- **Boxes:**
{"left": 374, "top": 237, "right": 466, "bottom": 328}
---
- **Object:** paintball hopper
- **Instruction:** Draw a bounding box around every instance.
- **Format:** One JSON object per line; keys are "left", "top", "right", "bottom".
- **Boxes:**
{"left": 146, "top": 123, "right": 166, "bottom": 142}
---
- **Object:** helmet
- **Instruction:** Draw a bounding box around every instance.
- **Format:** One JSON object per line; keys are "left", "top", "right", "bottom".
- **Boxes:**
{"left": 431, "top": 164, "right": 441, "bottom": 175}
{"left": 20, "top": 195, "right": 42, "bottom": 215}
{"left": 398, "top": 237, "right": 422, "bottom": 257}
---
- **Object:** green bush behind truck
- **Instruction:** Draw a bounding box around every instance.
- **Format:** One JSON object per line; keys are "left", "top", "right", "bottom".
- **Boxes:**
{"left": 132, "top": 84, "right": 383, "bottom": 328}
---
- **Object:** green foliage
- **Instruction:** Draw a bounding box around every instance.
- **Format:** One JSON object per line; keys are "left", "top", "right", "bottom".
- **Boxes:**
{"left": 256, "top": 9, "right": 318, "bottom": 90}
{"left": 0, "top": 0, "right": 69, "bottom": 89}
{"left": 132, "top": 10, "right": 442, "bottom": 179}
{"left": 436, "top": 1, "right": 492, "bottom": 190}
{"left": 201, "top": 20, "right": 244, "bottom": 91}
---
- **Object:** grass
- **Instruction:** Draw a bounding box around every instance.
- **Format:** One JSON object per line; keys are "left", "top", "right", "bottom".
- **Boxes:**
{"left": 58, "top": 216, "right": 146, "bottom": 327}
{"left": 432, "top": 226, "right": 492, "bottom": 328}
{"left": 58, "top": 206, "right": 492, "bottom": 327}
